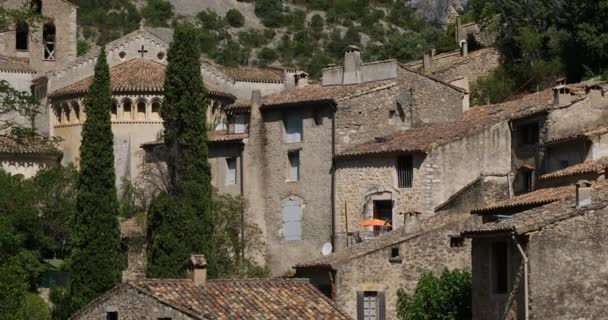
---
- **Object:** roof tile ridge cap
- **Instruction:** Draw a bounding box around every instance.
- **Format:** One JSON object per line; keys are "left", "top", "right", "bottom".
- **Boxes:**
{"left": 335, "top": 82, "right": 396, "bottom": 102}
{"left": 128, "top": 281, "right": 207, "bottom": 320}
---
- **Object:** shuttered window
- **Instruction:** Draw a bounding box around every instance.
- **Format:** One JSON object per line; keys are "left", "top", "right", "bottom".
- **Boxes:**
{"left": 357, "top": 291, "right": 386, "bottom": 320}
{"left": 397, "top": 156, "right": 413, "bottom": 188}
{"left": 225, "top": 158, "right": 237, "bottom": 185}
{"left": 283, "top": 199, "right": 302, "bottom": 241}
{"left": 285, "top": 112, "right": 303, "bottom": 143}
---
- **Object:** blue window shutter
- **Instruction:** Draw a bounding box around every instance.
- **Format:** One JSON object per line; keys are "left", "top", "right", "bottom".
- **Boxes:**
{"left": 283, "top": 200, "right": 302, "bottom": 240}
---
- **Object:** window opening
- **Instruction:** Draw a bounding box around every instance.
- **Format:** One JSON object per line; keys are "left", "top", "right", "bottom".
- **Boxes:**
{"left": 31, "top": 0, "right": 42, "bottom": 14}
{"left": 283, "top": 199, "right": 302, "bottom": 241}
{"left": 373, "top": 200, "right": 392, "bottom": 234}
{"left": 518, "top": 122, "right": 539, "bottom": 145}
{"left": 43, "top": 23, "right": 56, "bottom": 60}
{"left": 288, "top": 151, "right": 300, "bottom": 181}
{"left": 225, "top": 157, "right": 237, "bottom": 185}
{"left": 16, "top": 22, "right": 29, "bottom": 51}
{"left": 397, "top": 156, "right": 413, "bottom": 188}
{"left": 492, "top": 242, "right": 509, "bottom": 294}
{"left": 357, "top": 291, "right": 385, "bottom": 320}
{"left": 151, "top": 101, "right": 161, "bottom": 120}
{"left": 111, "top": 102, "right": 118, "bottom": 121}
{"left": 106, "top": 312, "right": 118, "bottom": 320}
{"left": 450, "top": 236, "right": 465, "bottom": 248}
{"left": 122, "top": 100, "right": 132, "bottom": 120}
{"left": 284, "top": 112, "right": 302, "bottom": 143}
{"left": 137, "top": 101, "right": 146, "bottom": 120}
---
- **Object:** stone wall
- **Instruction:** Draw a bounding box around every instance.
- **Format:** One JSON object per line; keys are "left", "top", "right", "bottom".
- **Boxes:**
{"left": 471, "top": 236, "right": 525, "bottom": 320}
{"left": 528, "top": 207, "right": 608, "bottom": 319}
{"left": 334, "top": 216, "right": 473, "bottom": 320}
{"left": 72, "top": 285, "right": 193, "bottom": 320}
{"left": 437, "top": 175, "right": 510, "bottom": 214}
{"left": 546, "top": 95, "right": 608, "bottom": 142}
{"left": 209, "top": 142, "right": 243, "bottom": 195}
{"left": 0, "top": 0, "right": 78, "bottom": 75}
{"left": 543, "top": 140, "right": 589, "bottom": 174}
{"left": 432, "top": 48, "right": 500, "bottom": 84}
{"left": 254, "top": 104, "right": 334, "bottom": 275}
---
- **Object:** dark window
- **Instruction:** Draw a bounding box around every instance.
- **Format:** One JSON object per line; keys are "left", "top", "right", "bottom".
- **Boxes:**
{"left": 314, "top": 109, "right": 323, "bottom": 126}
{"left": 107, "top": 312, "right": 118, "bottom": 320}
{"left": 390, "top": 247, "right": 399, "bottom": 258}
{"left": 31, "top": 0, "right": 42, "bottom": 13}
{"left": 518, "top": 123, "right": 539, "bottom": 145}
{"left": 288, "top": 151, "right": 300, "bottom": 181}
{"left": 16, "top": 22, "right": 29, "bottom": 51}
{"left": 43, "top": 23, "right": 56, "bottom": 60}
{"left": 397, "top": 156, "right": 413, "bottom": 188}
{"left": 450, "top": 236, "right": 465, "bottom": 248}
{"left": 373, "top": 200, "right": 392, "bottom": 232}
{"left": 492, "top": 242, "right": 509, "bottom": 294}
{"left": 157, "top": 318, "right": 172, "bottom": 320}
{"left": 559, "top": 160, "right": 569, "bottom": 169}
{"left": 525, "top": 170, "right": 534, "bottom": 192}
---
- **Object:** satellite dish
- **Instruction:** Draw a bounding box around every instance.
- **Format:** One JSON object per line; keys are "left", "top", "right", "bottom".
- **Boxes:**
{"left": 321, "top": 242, "right": 333, "bottom": 256}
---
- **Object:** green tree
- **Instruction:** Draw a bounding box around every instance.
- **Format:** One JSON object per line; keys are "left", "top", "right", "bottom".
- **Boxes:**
{"left": 254, "top": 0, "right": 284, "bottom": 28}
{"left": 310, "top": 14, "right": 324, "bottom": 39}
{"left": 69, "top": 48, "right": 122, "bottom": 311}
{"left": 397, "top": 269, "right": 472, "bottom": 320}
{"left": 141, "top": 0, "right": 175, "bottom": 28}
{"left": 147, "top": 22, "right": 218, "bottom": 278}
{"left": 226, "top": 9, "right": 245, "bottom": 28}
{"left": 258, "top": 47, "right": 278, "bottom": 66}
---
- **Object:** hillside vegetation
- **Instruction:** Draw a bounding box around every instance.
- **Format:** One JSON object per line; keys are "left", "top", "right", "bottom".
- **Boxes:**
{"left": 74, "top": 0, "right": 461, "bottom": 78}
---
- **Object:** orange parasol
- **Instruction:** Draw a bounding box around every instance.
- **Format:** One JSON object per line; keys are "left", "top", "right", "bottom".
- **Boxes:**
{"left": 360, "top": 218, "right": 392, "bottom": 227}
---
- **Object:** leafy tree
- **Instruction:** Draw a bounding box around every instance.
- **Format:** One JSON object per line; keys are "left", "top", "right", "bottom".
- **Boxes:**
{"left": 397, "top": 269, "right": 472, "bottom": 320}
{"left": 141, "top": 0, "right": 175, "bottom": 28}
{"left": 310, "top": 14, "right": 324, "bottom": 39}
{"left": 147, "top": 22, "right": 218, "bottom": 278}
{"left": 258, "top": 47, "right": 278, "bottom": 66}
{"left": 254, "top": 0, "right": 284, "bottom": 28}
{"left": 226, "top": 9, "right": 245, "bottom": 28}
{"left": 74, "top": 0, "right": 141, "bottom": 45}
{"left": 69, "top": 48, "right": 122, "bottom": 311}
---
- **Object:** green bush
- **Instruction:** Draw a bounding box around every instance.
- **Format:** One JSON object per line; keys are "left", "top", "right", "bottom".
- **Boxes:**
{"left": 258, "top": 47, "right": 278, "bottom": 66}
{"left": 141, "top": 0, "right": 174, "bottom": 28}
{"left": 397, "top": 269, "right": 472, "bottom": 320}
{"left": 254, "top": 0, "right": 284, "bottom": 28}
{"left": 226, "top": 9, "right": 245, "bottom": 28}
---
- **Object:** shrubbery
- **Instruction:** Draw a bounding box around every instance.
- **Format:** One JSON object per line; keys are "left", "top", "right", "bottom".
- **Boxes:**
{"left": 226, "top": 9, "right": 245, "bottom": 28}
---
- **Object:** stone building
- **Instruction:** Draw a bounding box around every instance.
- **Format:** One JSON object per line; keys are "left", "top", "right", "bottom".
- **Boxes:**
{"left": 71, "top": 255, "right": 352, "bottom": 320}
{"left": 0, "top": 135, "right": 60, "bottom": 177}
{"left": 463, "top": 180, "right": 608, "bottom": 320}
{"left": 294, "top": 212, "right": 475, "bottom": 320}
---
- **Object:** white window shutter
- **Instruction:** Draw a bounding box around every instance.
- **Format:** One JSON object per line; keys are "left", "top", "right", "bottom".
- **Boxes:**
{"left": 283, "top": 200, "right": 302, "bottom": 240}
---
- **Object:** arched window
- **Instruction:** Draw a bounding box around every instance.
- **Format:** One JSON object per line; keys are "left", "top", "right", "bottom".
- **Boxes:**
{"left": 122, "top": 99, "right": 133, "bottom": 120}
{"left": 151, "top": 100, "right": 161, "bottom": 120}
{"left": 43, "top": 23, "right": 56, "bottom": 61}
{"left": 15, "top": 22, "right": 29, "bottom": 51}
{"left": 30, "top": 0, "right": 42, "bottom": 14}
{"left": 72, "top": 102, "right": 80, "bottom": 123}
{"left": 111, "top": 101, "right": 118, "bottom": 121}
{"left": 136, "top": 100, "right": 146, "bottom": 120}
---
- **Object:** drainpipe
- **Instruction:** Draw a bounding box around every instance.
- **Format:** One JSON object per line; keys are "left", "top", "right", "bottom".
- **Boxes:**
{"left": 330, "top": 101, "right": 337, "bottom": 251}
{"left": 512, "top": 234, "right": 529, "bottom": 320}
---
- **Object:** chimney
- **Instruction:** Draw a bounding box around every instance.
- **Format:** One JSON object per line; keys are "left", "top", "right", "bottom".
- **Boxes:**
{"left": 295, "top": 72, "right": 309, "bottom": 87}
{"left": 553, "top": 85, "right": 574, "bottom": 106}
{"left": 460, "top": 40, "right": 468, "bottom": 57}
{"left": 403, "top": 211, "right": 421, "bottom": 235}
{"left": 589, "top": 87, "right": 603, "bottom": 106}
{"left": 189, "top": 254, "right": 207, "bottom": 286}
{"left": 423, "top": 52, "right": 433, "bottom": 73}
{"left": 343, "top": 45, "right": 362, "bottom": 85}
{"left": 576, "top": 180, "right": 592, "bottom": 208}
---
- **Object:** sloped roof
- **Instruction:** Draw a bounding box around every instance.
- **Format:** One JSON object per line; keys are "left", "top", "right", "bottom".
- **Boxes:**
{"left": 49, "top": 58, "right": 235, "bottom": 99}
{"left": 539, "top": 158, "right": 608, "bottom": 181}
{"left": 220, "top": 66, "right": 285, "bottom": 83}
{"left": 130, "top": 278, "right": 351, "bottom": 320}
{"left": 339, "top": 88, "right": 557, "bottom": 157}
{"left": 0, "top": 136, "right": 61, "bottom": 157}
{"left": 471, "top": 185, "right": 576, "bottom": 214}
{"left": 295, "top": 213, "right": 469, "bottom": 269}
{"left": 207, "top": 130, "right": 248, "bottom": 142}
{"left": 262, "top": 80, "right": 396, "bottom": 108}
{"left": 545, "top": 122, "right": 608, "bottom": 145}
{"left": 463, "top": 180, "right": 608, "bottom": 236}
{"left": 0, "top": 55, "right": 35, "bottom": 74}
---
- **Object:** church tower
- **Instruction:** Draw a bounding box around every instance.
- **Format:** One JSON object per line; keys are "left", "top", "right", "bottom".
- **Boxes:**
{"left": 0, "top": 0, "right": 78, "bottom": 75}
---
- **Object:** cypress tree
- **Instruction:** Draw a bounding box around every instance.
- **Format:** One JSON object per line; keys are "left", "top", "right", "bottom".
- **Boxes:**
{"left": 147, "top": 22, "right": 217, "bottom": 278}
{"left": 69, "top": 48, "right": 122, "bottom": 310}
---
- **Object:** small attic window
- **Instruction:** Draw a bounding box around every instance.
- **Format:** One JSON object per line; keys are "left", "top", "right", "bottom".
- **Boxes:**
{"left": 389, "top": 246, "right": 402, "bottom": 263}
{"left": 450, "top": 236, "right": 465, "bottom": 248}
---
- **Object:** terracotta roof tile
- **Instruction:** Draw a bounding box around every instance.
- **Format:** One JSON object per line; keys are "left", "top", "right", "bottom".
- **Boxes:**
{"left": 0, "top": 136, "right": 61, "bottom": 156}
{"left": 262, "top": 80, "right": 396, "bottom": 108}
{"left": 220, "top": 66, "right": 285, "bottom": 83}
{"left": 224, "top": 101, "right": 251, "bottom": 113}
{"left": 131, "top": 278, "right": 352, "bottom": 320}
{"left": 539, "top": 158, "right": 608, "bottom": 181}
{"left": 463, "top": 180, "right": 608, "bottom": 236}
{"left": 339, "top": 89, "right": 556, "bottom": 157}
{"left": 0, "top": 55, "right": 35, "bottom": 74}
{"left": 208, "top": 130, "right": 248, "bottom": 142}
{"left": 471, "top": 185, "right": 576, "bottom": 214}
{"left": 49, "top": 58, "right": 235, "bottom": 99}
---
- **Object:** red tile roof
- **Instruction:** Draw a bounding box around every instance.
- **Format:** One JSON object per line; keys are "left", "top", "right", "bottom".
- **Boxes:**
{"left": 463, "top": 180, "right": 608, "bottom": 236}
{"left": 0, "top": 136, "right": 61, "bottom": 157}
{"left": 220, "top": 66, "right": 285, "bottom": 83}
{"left": 339, "top": 89, "right": 557, "bottom": 157}
{"left": 471, "top": 185, "right": 576, "bottom": 214}
{"left": 50, "top": 58, "right": 235, "bottom": 99}
{"left": 130, "top": 278, "right": 351, "bottom": 320}
{"left": 0, "top": 55, "right": 35, "bottom": 74}
{"left": 539, "top": 158, "right": 608, "bottom": 181}
{"left": 262, "top": 80, "right": 396, "bottom": 108}
{"left": 207, "top": 130, "right": 248, "bottom": 142}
